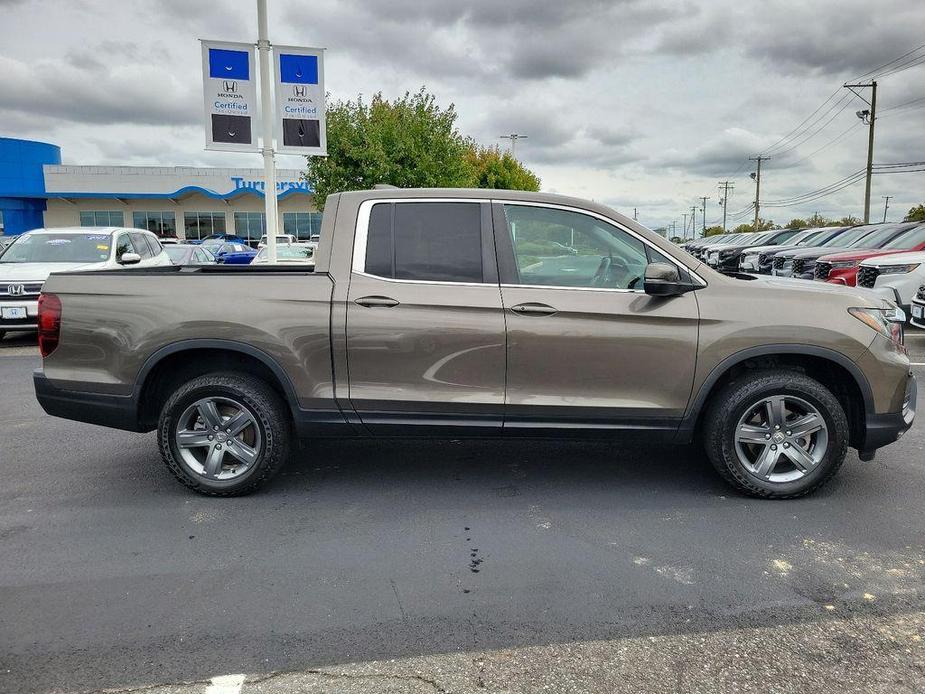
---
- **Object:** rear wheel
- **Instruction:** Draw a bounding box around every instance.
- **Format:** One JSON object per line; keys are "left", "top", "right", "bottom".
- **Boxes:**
{"left": 703, "top": 370, "right": 849, "bottom": 498}
{"left": 158, "top": 372, "right": 291, "bottom": 496}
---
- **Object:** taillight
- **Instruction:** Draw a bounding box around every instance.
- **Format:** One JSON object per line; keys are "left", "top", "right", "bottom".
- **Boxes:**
{"left": 37, "top": 292, "right": 62, "bottom": 357}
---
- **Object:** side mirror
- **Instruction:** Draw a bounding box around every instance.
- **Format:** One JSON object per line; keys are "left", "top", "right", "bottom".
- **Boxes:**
{"left": 644, "top": 262, "right": 697, "bottom": 296}
{"left": 119, "top": 252, "right": 142, "bottom": 266}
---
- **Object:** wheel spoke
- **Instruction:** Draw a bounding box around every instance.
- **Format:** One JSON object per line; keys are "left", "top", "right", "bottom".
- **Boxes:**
{"left": 753, "top": 445, "right": 780, "bottom": 479}
{"left": 177, "top": 429, "right": 212, "bottom": 448}
{"left": 789, "top": 413, "right": 823, "bottom": 437}
{"left": 767, "top": 396, "right": 787, "bottom": 429}
{"left": 223, "top": 409, "right": 255, "bottom": 437}
{"left": 737, "top": 423, "right": 771, "bottom": 445}
{"left": 197, "top": 400, "right": 224, "bottom": 430}
{"left": 203, "top": 444, "right": 225, "bottom": 478}
{"left": 226, "top": 440, "right": 258, "bottom": 466}
{"left": 782, "top": 444, "right": 816, "bottom": 472}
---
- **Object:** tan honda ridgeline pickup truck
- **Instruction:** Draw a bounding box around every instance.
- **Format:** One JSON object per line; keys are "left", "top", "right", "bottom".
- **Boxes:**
{"left": 33, "top": 188, "right": 916, "bottom": 498}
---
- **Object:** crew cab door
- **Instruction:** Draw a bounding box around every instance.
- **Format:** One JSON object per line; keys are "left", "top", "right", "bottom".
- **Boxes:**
{"left": 345, "top": 199, "right": 506, "bottom": 434}
{"left": 493, "top": 202, "right": 699, "bottom": 434}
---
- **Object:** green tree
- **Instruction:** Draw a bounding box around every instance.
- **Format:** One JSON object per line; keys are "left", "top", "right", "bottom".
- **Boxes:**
{"left": 464, "top": 144, "right": 540, "bottom": 191}
{"left": 785, "top": 218, "right": 808, "bottom": 229}
{"left": 904, "top": 204, "right": 925, "bottom": 222}
{"left": 304, "top": 88, "right": 540, "bottom": 209}
{"left": 703, "top": 225, "right": 725, "bottom": 237}
{"left": 835, "top": 215, "right": 862, "bottom": 226}
{"left": 806, "top": 213, "right": 832, "bottom": 228}
{"left": 732, "top": 219, "right": 776, "bottom": 233}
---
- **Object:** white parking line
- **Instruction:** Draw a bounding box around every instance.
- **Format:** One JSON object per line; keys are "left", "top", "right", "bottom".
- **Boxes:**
{"left": 205, "top": 674, "right": 246, "bottom": 694}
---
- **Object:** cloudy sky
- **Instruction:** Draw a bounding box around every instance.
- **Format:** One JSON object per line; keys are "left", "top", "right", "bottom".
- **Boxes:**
{"left": 2, "top": 0, "right": 924, "bottom": 231}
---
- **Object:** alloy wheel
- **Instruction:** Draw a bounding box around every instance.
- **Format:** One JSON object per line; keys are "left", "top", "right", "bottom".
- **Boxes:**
{"left": 734, "top": 395, "right": 829, "bottom": 483}
{"left": 174, "top": 396, "right": 262, "bottom": 480}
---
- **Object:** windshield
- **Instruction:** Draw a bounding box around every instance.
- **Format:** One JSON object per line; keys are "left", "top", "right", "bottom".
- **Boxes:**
{"left": 823, "top": 225, "right": 879, "bottom": 247}
{"left": 164, "top": 246, "right": 190, "bottom": 262}
{"left": 0, "top": 233, "right": 112, "bottom": 263}
{"left": 795, "top": 229, "right": 826, "bottom": 245}
{"left": 848, "top": 224, "right": 908, "bottom": 249}
{"left": 881, "top": 224, "right": 925, "bottom": 250}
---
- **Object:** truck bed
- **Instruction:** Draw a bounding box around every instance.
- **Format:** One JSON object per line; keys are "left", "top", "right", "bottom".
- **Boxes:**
{"left": 39, "top": 267, "right": 336, "bottom": 417}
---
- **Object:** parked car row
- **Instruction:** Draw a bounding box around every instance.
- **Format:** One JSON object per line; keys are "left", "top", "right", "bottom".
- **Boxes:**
{"left": 683, "top": 222, "right": 925, "bottom": 319}
{"left": 0, "top": 227, "right": 316, "bottom": 339}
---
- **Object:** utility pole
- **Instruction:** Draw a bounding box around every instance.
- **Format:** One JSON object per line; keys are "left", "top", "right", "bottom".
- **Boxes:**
{"left": 749, "top": 156, "right": 769, "bottom": 232}
{"left": 498, "top": 133, "right": 528, "bottom": 158}
{"left": 718, "top": 181, "right": 734, "bottom": 231}
{"left": 844, "top": 80, "right": 877, "bottom": 223}
{"left": 682, "top": 213, "right": 688, "bottom": 240}
{"left": 882, "top": 195, "right": 892, "bottom": 223}
{"left": 633, "top": 207, "right": 638, "bottom": 221}
{"left": 690, "top": 205, "right": 698, "bottom": 238}
{"left": 699, "top": 196, "right": 710, "bottom": 235}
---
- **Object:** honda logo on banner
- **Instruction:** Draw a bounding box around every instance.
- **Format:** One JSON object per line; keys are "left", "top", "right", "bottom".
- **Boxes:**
{"left": 200, "top": 40, "right": 259, "bottom": 152}
{"left": 274, "top": 45, "right": 327, "bottom": 155}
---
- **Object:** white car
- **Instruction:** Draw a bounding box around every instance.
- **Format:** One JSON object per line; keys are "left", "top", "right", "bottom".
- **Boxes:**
{"left": 0, "top": 227, "right": 171, "bottom": 339}
{"left": 256, "top": 234, "right": 296, "bottom": 249}
{"left": 911, "top": 286, "right": 925, "bottom": 329}
{"left": 251, "top": 242, "right": 316, "bottom": 266}
{"left": 856, "top": 250, "right": 925, "bottom": 314}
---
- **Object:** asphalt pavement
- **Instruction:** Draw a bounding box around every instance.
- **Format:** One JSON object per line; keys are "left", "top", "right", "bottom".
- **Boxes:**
{"left": 2, "top": 332, "right": 925, "bottom": 693}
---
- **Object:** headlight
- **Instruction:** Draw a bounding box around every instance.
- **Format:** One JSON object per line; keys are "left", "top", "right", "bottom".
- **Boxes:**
{"left": 877, "top": 263, "right": 920, "bottom": 276}
{"left": 830, "top": 260, "right": 857, "bottom": 269}
{"left": 848, "top": 306, "right": 906, "bottom": 348}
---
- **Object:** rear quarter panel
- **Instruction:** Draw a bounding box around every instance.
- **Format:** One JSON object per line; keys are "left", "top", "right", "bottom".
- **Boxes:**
{"left": 41, "top": 270, "right": 335, "bottom": 411}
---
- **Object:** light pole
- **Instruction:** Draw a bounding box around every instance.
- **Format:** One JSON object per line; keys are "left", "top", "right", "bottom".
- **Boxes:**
{"left": 498, "top": 134, "right": 528, "bottom": 158}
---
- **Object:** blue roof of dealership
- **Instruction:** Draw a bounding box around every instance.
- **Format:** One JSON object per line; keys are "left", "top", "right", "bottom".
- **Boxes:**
{"left": 0, "top": 137, "right": 312, "bottom": 235}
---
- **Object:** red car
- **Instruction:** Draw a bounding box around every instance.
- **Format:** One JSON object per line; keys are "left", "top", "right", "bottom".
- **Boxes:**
{"left": 816, "top": 222, "right": 925, "bottom": 286}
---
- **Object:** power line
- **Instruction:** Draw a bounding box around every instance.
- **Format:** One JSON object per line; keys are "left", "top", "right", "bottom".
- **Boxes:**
{"left": 766, "top": 94, "right": 855, "bottom": 160}
{"left": 762, "top": 92, "right": 853, "bottom": 157}
{"left": 851, "top": 41, "right": 925, "bottom": 81}
{"left": 785, "top": 121, "right": 863, "bottom": 169}
{"left": 758, "top": 89, "right": 843, "bottom": 156}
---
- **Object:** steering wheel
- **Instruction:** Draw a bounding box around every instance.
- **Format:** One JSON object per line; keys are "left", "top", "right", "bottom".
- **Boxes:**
{"left": 591, "top": 254, "right": 629, "bottom": 287}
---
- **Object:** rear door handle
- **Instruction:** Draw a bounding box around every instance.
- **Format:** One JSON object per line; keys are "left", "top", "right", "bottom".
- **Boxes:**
{"left": 510, "top": 302, "right": 558, "bottom": 316}
{"left": 354, "top": 295, "right": 400, "bottom": 308}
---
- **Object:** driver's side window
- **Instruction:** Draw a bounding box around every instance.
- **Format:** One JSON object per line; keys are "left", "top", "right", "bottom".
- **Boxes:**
{"left": 115, "top": 234, "right": 136, "bottom": 261}
{"left": 503, "top": 204, "right": 649, "bottom": 290}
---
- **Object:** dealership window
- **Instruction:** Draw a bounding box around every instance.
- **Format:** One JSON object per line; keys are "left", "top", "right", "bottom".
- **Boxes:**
{"left": 233, "top": 212, "right": 266, "bottom": 241}
{"left": 184, "top": 212, "right": 226, "bottom": 240}
{"left": 132, "top": 211, "right": 176, "bottom": 238}
{"left": 283, "top": 212, "right": 322, "bottom": 240}
{"left": 80, "top": 210, "right": 124, "bottom": 227}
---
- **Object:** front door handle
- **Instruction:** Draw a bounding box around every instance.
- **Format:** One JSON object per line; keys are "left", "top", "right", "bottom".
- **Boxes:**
{"left": 510, "top": 302, "right": 558, "bottom": 316}
{"left": 354, "top": 295, "right": 400, "bottom": 308}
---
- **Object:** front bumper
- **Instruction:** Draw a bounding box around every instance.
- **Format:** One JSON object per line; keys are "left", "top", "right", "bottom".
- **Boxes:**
{"left": 861, "top": 372, "right": 917, "bottom": 453}
{"left": 33, "top": 370, "right": 144, "bottom": 432}
{"left": 912, "top": 298, "right": 925, "bottom": 329}
{"left": 0, "top": 298, "right": 39, "bottom": 332}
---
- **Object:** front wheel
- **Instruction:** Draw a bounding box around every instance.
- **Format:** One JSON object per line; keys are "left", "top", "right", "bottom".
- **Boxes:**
{"left": 703, "top": 370, "right": 849, "bottom": 499}
{"left": 158, "top": 372, "right": 291, "bottom": 496}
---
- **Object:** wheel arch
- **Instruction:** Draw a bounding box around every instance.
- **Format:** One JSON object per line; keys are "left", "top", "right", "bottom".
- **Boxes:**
{"left": 134, "top": 340, "right": 301, "bottom": 431}
{"left": 680, "top": 344, "right": 873, "bottom": 449}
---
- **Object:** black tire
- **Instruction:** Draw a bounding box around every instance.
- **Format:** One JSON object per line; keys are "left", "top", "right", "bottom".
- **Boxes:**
{"left": 158, "top": 372, "right": 291, "bottom": 496}
{"left": 703, "top": 369, "right": 849, "bottom": 499}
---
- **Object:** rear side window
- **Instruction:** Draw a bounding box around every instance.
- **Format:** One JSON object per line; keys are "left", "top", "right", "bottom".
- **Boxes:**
{"left": 363, "top": 202, "right": 483, "bottom": 283}
{"left": 130, "top": 232, "right": 153, "bottom": 259}
{"left": 144, "top": 235, "right": 163, "bottom": 256}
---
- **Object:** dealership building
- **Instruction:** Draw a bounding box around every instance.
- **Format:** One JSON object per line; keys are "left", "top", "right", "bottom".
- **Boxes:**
{"left": 0, "top": 137, "right": 319, "bottom": 241}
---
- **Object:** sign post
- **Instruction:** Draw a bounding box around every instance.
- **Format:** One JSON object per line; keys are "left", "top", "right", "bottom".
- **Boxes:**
{"left": 201, "top": 0, "right": 326, "bottom": 263}
{"left": 256, "top": 0, "right": 278, "bottom": 263}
